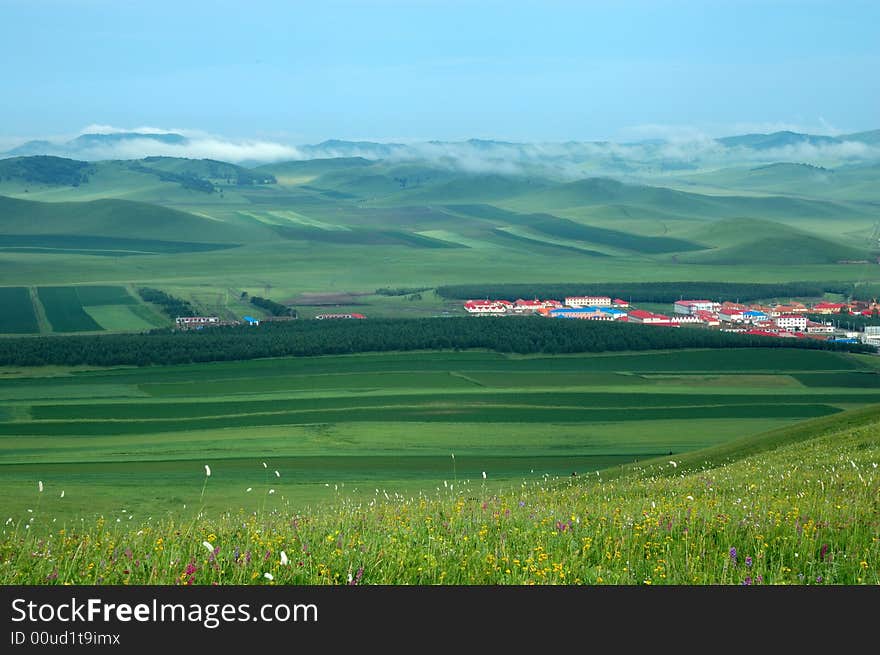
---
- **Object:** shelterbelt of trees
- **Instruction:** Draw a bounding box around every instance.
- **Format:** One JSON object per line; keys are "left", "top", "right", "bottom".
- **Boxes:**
{"left": 0, "top": 317, "right": 870, "bottom": 367}
{"left": 436, "top": 281, "right": 853, "bottom": 303}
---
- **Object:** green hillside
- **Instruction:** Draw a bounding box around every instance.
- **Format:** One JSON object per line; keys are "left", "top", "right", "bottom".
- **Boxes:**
{"left": 0, "top": 194, "right": 251, "bottom": 244}
{"left": 505, "top": 176, "right": 868, "bottom": 222}
{"left": 679, "top": 217, "right": 871, "bottom": 265}
{"left": 667, "top": 162, "right": 880, "bottom": 202}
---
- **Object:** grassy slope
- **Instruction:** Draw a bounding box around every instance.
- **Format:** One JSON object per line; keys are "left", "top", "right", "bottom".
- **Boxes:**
{"left": 678, "top": 217, "right": 870, "bottom": 264}
{"left": 1, "top": 388, "right": 877, "bottom": 585}
{"left": 0, "top": 194, "right": 253, "bottom": 244}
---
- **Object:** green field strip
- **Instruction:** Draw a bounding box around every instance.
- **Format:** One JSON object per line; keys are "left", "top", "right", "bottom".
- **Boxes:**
{"left": 0, "top": 287, "right": 40, "bottom": 333}
{"left": 27, "top": 390, "right": 880, "bottom": 421}
{"left": 36, "top": 286, "right": 103, "bottom": 332}
{"left": 5, "top": 403, "right": 841, "bottom": 437}
{"left": 83, "top": 305, "right": 162, "bottom": 332}
{"left": 27, "top": 286, "right": 51, "bottom": 334}
{"left": 0, "top": 418, "right": 794, "bottom": 464}
{"left": 74, "top": 285, "right": 138, "bottom": 306}
{"left": 792, "top": 372, "right": 880, "bottom": 387}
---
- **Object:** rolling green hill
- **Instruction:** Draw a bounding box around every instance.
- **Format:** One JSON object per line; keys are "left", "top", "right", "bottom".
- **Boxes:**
{"left": 0, "top": 194, "right": 250, "bottom": 244}
{"left": 666, "top": 162, "right": 880, "bottom": 202}
{"left": 679, "top": 217, "right": 871, "bottom": 265}
{"left": 504, "top": 176, "right": 869, "bottom": 222}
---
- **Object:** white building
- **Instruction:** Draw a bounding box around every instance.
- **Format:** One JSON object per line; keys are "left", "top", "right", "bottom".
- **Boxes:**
{"left": 565, "top": 296, "right": 611, "bottom": 307}
{"left": 673, "top": 300, "right": 720, "bottom": 315}
{"left": 774, "top": 315, "right": 807, "bottom": 331}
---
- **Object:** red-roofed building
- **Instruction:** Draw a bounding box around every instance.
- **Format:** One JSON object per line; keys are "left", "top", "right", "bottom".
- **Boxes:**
{"left": 315, "top": 313, "right": 366, "bottom": 320}
{"left": 628, "top": 309, "right": 673, "bottom": 324}
{"left": 463, "top": 300, "right": 512, "bottom": 314}
{"left": 693, "top": 310, "right": 720, "bottom": 326}
{"left": 811, "top": 302, "right": 849, "bottom": 314}
{"left": 611, "top": 298, "right": 630, "bottom": 307}
{"left": 513, "top": 299, "right": 559, "bottom": 312}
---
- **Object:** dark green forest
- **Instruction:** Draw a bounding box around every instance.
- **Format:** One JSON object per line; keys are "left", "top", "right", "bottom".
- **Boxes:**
{"left": 0, "top": 316, "right": 868, "bottom": 367}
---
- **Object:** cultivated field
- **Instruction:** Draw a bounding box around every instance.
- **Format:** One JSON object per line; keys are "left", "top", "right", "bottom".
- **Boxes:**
{"left": 2, "top": 348, "right": 878, "bottom": 524}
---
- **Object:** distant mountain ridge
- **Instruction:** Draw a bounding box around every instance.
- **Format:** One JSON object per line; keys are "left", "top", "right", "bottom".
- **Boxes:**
{"left": 4, "top": 129, "right": 879, "bottom": 168}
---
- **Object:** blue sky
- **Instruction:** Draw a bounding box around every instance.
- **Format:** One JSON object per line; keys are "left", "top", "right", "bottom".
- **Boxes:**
{"left": 1, "top": 0, "right": 878, "bottom": 145}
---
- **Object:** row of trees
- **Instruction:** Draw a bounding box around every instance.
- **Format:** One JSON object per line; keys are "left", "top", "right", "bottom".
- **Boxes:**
{"left": 249, "top": 296, "right": 296, "bottom": 317}
{"left": 0, "top": 317, "right": 869, "bottom": 368}
{"left": 436, "top": 281, "right": 853, "bottom": 304}
{"left": 137, "top": 288, "right": 196, "bottom": 319}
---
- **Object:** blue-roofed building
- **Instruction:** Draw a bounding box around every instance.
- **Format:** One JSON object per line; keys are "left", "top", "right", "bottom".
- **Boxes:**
{"left": 742, "top": 310, "right": 768, "bottom": 323}
{"left": 243, "top": 315, "right": 260, "bottom": 326}
{"left": 549, "top": 307, "right": 626, "bottom": 320}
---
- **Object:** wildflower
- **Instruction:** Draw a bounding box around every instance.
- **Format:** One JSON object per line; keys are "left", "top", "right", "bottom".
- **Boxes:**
{"left": 269, "top": 489, "right": 275, "bottom": 494}
{"left": 38, "top": 481, "right": 43, "bottom": 493}
{"left": 202, "top": 541, "right": 214, "bottom": 552}
{"left": 275, "top": 470, "right": 280, "bottom": 478}
{"left": 482, "top": 471, "right": 487, "bottom": 479}
{"left": 60, "top": 490, "right": 64, "bottom": 498}
{"left": 820, "top": 544, "right": 828, "bottom": 561}
{"left": 204, "top": 464, "right": 211, "bottom": 477}
{"left": 262, "top": 462, "right": 267, "bottom": 469}
{"left": 264, "top": 572, "right": 273, "bottom": 581}
{"left": 745, "top": 556, "right": 753, "bottom": 568}
{"left": 280, "top": 551, "right": 289, "bottom": 566}
{"left": 246, "top": 487, "right": 252, "bottom": 492}
{"left": 669, "top": 461, "right": 677, "bottom": 468}
{"left": 729, "top": 547, "right": 737, "bottom": 563}
{"left": 741, "top": 576, "right": 752, "bottom": 586}
{"left": 816, "top": 576, "right": 823, "bottom": 583}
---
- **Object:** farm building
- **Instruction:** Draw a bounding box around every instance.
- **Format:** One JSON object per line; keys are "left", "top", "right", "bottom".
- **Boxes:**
{"left": 611, "top": 298, "right": 629, "bottom": 307}
{"left": 627, "top": 310, "right": 676, "bottom": 325}
{"left": 175, "top": 316, "right": 220, "bottom": 329}
{"left": 673, "top": 300, "right": 720, "bottom": 315}
{"left": 513, "top": 299, "right": 560, "bottom": 312}
{"left": 463, "top": 300, "right": 513, "bottom": 314}
{"left": 693, "top": 310, "right": 720, "bottom": 326}
{"left": 549, "top": 307, "right": 626, "bottom": 320}
{"left": 811, "top": 302, "right": 849, "bottom": 314}
{"left": 565, "top": 295, "right": 611, "bottom": 307}
{"left": 742, "top": 310, "right": 769, "bottom": 323}
{"left": 315, "top": 313, "right": 366, "bottom": 320}
{"left": 773, "top": 315, "right": 807, "bottom": 331}
{"left": 243, "top": 315, "right": 260, "bottom": 326}
{"left": 718, "top": 308, "right": 745, "bottom": 323}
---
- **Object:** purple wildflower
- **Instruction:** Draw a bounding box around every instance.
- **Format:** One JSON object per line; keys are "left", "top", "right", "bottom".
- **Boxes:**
{"left": 741, "top": 576, "right": 752, "bottom": 585}
{"left": 820, "top": 544, "right": 829, "bottom": 561}
{"left": 745, "top": 556, "right": 753, "bottom": 568}
{"left": 348, "top": 566, "right": 364, "bottom": 585}
{"left": 729, "top": 547, "right": 737, "bottom": 563}
{"left": 816, "top": 575, "right": 823, "bottom": 583}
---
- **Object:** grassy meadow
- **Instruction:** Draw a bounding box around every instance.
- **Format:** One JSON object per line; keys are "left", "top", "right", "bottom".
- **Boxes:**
{"left": 1, "top": 348, "right": 879, "bottom": 524}
{"left": 1, "top": 391, "right": 877, "bottom": 585}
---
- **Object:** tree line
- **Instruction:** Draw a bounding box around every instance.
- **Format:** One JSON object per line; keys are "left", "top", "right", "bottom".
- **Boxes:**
{"left": 436, "top": 281, "right": 853, "bottom": 304}
{"left": 137, "top": 288, "right": 196, "bottom": 319}
{"left": 249, "top": 296, "right": 296, "bottom": 317}
{"left": 0, "top": 317, "right": 869, "bottom": 368}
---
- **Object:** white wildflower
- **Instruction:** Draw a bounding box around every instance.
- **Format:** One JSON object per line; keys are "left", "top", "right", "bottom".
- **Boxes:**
{"left": 202, "top": 541, "right": 214, "bottom": 552}
{"left": 280, "top": 551, "right": 289, "bottom": 566}
{"left": 205, "top": 464, "right": 211, "bottom": 477}
{"left": 264, "top": 572, "right": 273, "bottom": 580}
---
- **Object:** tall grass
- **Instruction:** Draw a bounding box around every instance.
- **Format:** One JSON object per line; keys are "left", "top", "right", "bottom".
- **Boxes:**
{"left": 1, "top": 419, "right": 877, "bottom": 585}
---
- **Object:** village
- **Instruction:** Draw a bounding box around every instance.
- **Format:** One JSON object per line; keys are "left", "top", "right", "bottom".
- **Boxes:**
{"left": 463, "top": 295, "right": 880, "bottom": 348}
